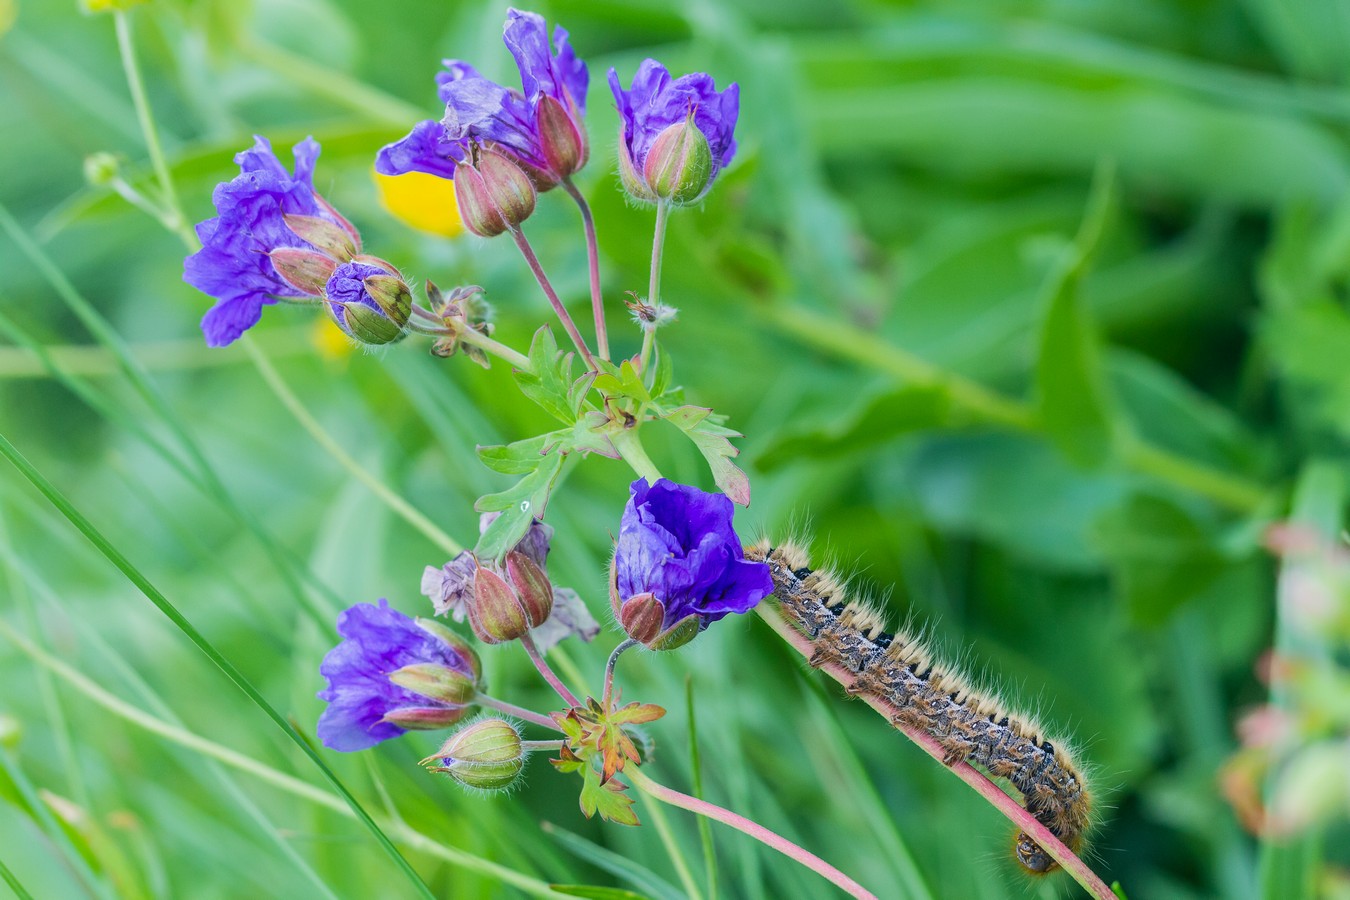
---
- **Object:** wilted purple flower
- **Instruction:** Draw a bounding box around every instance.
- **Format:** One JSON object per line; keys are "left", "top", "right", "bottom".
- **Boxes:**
{"left": 608, "top": 60, "right": 739, "bottom": 204}
{"left": 184, "top": 136, "right": 360, "bottom": 347}
{"left": 612, "top": 478, "right": 771, "bottom": 648}
{"left": 317, "top": 600, "right": 480, "bottom": 752}
{"left": 422, "top": 514, "right": 554, "bottom": 619}
{"left": 375, "top": 9, "right": 588, "bottom": 189}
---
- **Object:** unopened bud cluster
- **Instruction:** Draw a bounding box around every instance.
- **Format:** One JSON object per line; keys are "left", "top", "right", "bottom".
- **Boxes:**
{"left": 470, "top": 551, "right": 555, "bottom": 644}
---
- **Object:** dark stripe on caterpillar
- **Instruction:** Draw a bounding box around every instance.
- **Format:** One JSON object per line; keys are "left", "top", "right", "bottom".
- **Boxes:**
{"left": 746, "top": 540, "right": 1092, "bottom": 875}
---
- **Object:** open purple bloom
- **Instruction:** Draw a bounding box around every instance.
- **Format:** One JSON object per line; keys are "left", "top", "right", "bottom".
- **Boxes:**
{"left": 375, "top": 9, "right": 588, "bottom": 187}
{"left": 184, "top": 136, "right": 355, "bottom": 347}
{"left": 608, "top": 59, "right": 739, "bottom": 203}
{"left": 317, "top": 600, "right": 480, "bottom": 752}
{"left": 612, "top": 478, "right": 771, "bottom": 646}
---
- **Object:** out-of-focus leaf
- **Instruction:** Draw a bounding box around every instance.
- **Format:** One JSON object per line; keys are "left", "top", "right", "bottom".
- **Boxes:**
{"left": 550, "top": 886, "right": 652, "bottom": 900}
{"left": 1034, "top": 164, "right": 1117, "bottom": 467}
{"left": 758, "top": 383, "right": 954, "bottom": 470}
{"left": 1093, "top": 493, "right": 1226, "bottom": 625}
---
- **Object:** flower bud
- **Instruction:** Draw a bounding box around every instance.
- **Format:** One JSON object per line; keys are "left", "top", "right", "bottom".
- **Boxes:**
{"left": 388, "top": 662, "right": 477, "bottom": 706}
{"left": 83, "top": 152, "right": 120, "bottom": 187}
{"left": 643, "top": 115, "right": 714, "bottom": 205}
{"left": 505, "top": 550, "right": 554, "bottom": 628}
{"left": 423, "top": 718, "right": 524, "bottom": 792}
{"left": 616, "top": 592, "right": 665, "bottom": 645}
{"left": 454, "top": 147, "right": 537, "bottom": 237}
{"left": 536, "top": 94, "right": 588, "bottom": 179}
{"left": 469, "top": 567, "right": 530, "bottom": 644}
{"left": 381, "top": 704, "right": 474, "bottom": 730}
{"left": 324, "top": 261, "right": 411, "bottom": 346}
{"left": 269, "top": 247, "right": 337, "bottom": 296}
{"left": 283, "top": 213, "right": 360, "bottom": 261}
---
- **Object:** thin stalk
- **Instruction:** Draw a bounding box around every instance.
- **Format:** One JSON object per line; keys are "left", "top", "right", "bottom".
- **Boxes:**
{"left": 478, "top": 694, "right": 562, "bottom": 730}
{"left": 511, "top": 228, "right": 597, "bottom": 370}
{"left": 603, "top": 639, "right": 639, "bottom": 709}
{"left": 562, "top": 178, "right": 609, "bottom": 360}
{"left": 643, "top": 792, "right": 706, "bottom": 900}
{"left": 626, "top": 766, "right": 877, "bottom": 900}
{"left": 0, "top": 855, "right": 35, "bottom": 900}
{"left": 457, "top": 326, "right": 533, "bottom": 371}
{"left": 520, "top": 740, "right": 565, "bottom": 753}
{"left": 520, "top": 633, "right": 581, "bottom": 708}
{"left": 640, "top": 200, "right": 671, "bottom": 377}
{"left": 611, "top": 428, "right": 663, "bottom": 483}
{"left": 113, "top": 10, "right": 193, "bottom": 247}
{"left": 242, "top": 339, "right": 462, "bottom": 557}
{"left": 686, "top": 676, "right": 719, "bottom": 900}
{"left": 753, "top": 601, "right": 1117, "bottom": 900}
{"left": 765, "top": 302, "right": 1270, "bottom": 513}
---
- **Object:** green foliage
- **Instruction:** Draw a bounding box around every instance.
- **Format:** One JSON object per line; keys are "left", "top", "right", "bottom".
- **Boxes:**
{"left": 3, "top": 0, "right": 1350, "bottom": 897}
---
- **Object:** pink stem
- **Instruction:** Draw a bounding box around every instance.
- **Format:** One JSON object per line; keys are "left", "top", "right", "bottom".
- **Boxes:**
{"left": 477, "top": 694, "right": 562, "bottom": 730}
{"left": 754, "top": 603, "right": 1117, "bottom": 900}
{"left": 510, "top": 228, "right": 598, "bottom": 371}
{"left": 519, "top": 633, "right": 581, "bottom": 709}
{"left": 626, "top": 766, "right": 877, "bottom": 900}
{"left": 562, "top": 178, "right": 609, "bottom": 361}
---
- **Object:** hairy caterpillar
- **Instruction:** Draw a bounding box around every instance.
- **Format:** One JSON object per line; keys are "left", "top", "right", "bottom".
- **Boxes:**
{"left": 745, "top": 540, "right": 1092, "bottom": 875}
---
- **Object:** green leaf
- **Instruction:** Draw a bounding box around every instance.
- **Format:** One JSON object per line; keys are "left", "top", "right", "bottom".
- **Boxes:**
{"left": 1034, "top": 162, "right": 1118, "bottom": 467}
{"left": 542, "top": 822, "right": 684, "bottom": 900}
{"left": 579, "top": 767, "right": 639, "bottom": 826}
{"left": 514, "top": 326, "right": 593, "bottom": 424}
{"left": 649, "top": 343, "right": 674, "bottom": 399}
{"left": 477, "top": 433, "right": 559, "bottom": 475}
{"left": 758, "top": 383, "right": 955, "bottom": 470}
{"left": 1093, "top": 493, "right": 1227, "bottom": 626}
{"left": 593, "top": 359, "right": 653, "bottom": 405}
{"left": 662, "top": 406, "right": 750, "bottom": 506}
{"left": 473, "top": 451, "right": 565, "bottom": 561}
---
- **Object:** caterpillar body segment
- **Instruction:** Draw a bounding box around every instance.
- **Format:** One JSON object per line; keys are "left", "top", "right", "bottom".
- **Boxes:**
{"left": 746, "top": 540, "right": 1091, "bottom": 874}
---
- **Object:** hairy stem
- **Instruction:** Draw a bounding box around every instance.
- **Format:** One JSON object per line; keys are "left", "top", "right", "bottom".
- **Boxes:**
{"left": 562, "top": 178, "right": 609, "bottom": 360}
{"left": 520, "top": 633, "right": 581, "bottom": 709}
{"left": 626, "top": 766, "right": 878, "bottom": 900}
{"left": 640, "top": 200, "right": 671, "bottom": 377}
{"left": 753, "top": 601, "right": 1116, "bottom": 900}
{"left": 603, "top": 639, "right": 639, "bottom": 710}
{"left": 511, "top": 228, "right": 598, "bottom": 371}
{"left": 611, "top": 427, "right": 663, "bottom": 483}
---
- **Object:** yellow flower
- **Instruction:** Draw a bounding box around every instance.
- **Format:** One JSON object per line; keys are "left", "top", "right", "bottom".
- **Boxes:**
{"left": 80, "top": 0, "right": 146, "bottom": 13}
{"left": 1, "top": 0, "right": 16, "bottom": 36}
{"left": 373, "top": 169, "right": 464, "bottom": 238}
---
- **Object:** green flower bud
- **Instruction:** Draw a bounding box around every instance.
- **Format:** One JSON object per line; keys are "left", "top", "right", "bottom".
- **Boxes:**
{"left": 642, "top": 115, "right": 713, "bottom": 205}
{"left": 469, "top": 567, "right": 530, "bottom": 644}
{"left": 423, "top": 718, "right": 525, "bottom": 792}
{"left": 415, "top": 617, "right": 483, "bottom": 682}
{"left": 615, "top": 127, "right": 658, "bottom": 205}
{"left": 388, "top": 662, "right": 477, "bottom": 706}
{"left": 536, "top": 94, "right": 588, "bottom": 179}
{"left": 504, "top": 550, "right": 554, "bottom": 629}
{"left": 381, "top": 705, "right": 474, "bottom": 730}
{"left": 83, "top": 152, "right": 120, "bottom": 187}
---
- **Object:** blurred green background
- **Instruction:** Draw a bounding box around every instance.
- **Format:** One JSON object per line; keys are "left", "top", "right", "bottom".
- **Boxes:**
{"left": 4, "top": 0, "right": 1350, "bottom": 897}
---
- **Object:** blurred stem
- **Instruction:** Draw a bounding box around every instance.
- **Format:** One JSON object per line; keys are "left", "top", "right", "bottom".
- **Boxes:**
{"left": 562, "top": 178, "right": 610, "bottom": 360}
{"left": 238, "top": 39, "right": 424, "bottom": 127}
{"left": 478, "top": 695, "right": 561, "bottom": 730}
{"left": 611, "top": 427, "right": 662, "bottom": 482}
{"left": 766, "top": 303, "right": 1269, "bottom": 513}
{"left": 0, "top": 329, "right": 315, "bottom": 379}
{"left": 0, "top": 622, "right": 569, "bottom": 899}
{"left": 520, "top": 633, "right": 581, "bottom": 708}
{"left": 640, "top": 201, "right": 671, "bottom": 377}
{"left": 242, "top": 339, "right": 463, "bottom": 557}
{"left": 753, "top": 600, "right": 1118, "bottom": 900}
{"left": 0, "top": 856, "right": 34, "bottom": 900}
{"left": 686, "top": 676, "right": 719, "bottom": 900}
{"left": 627, "top": 766, "right": 878, "bottom": 900}
{"left": 511, "top": 228, "right": 597, "bottom": 370}
{"left": 113, "top": 10, "right": 193, "bottom": 248}
{"left": 643, "top": 792, "right": 706, "bottom": 900}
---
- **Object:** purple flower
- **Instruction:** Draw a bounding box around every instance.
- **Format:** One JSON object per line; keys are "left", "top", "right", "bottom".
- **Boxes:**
{"left": 184, "top": 136, "right": 357, "bottom": 347}
{"left": 612, "top": 478, "right": 771, "bottom": 647}
{"left": 608, "top": 60, "right": 739, "bottom": 203}
{"left": 375, "top": 9, "right": 588, "bottom": 187}
{"left": 323, "top": 260, "right": 411, "bottom": 345}
{"left": 317, "top": 600, "right": 480, "bottom": 752}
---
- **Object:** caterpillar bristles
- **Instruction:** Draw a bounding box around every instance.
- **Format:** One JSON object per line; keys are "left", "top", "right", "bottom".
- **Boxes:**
{"left": 746, "top": 541, "right": 1093, "bottom": 877}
